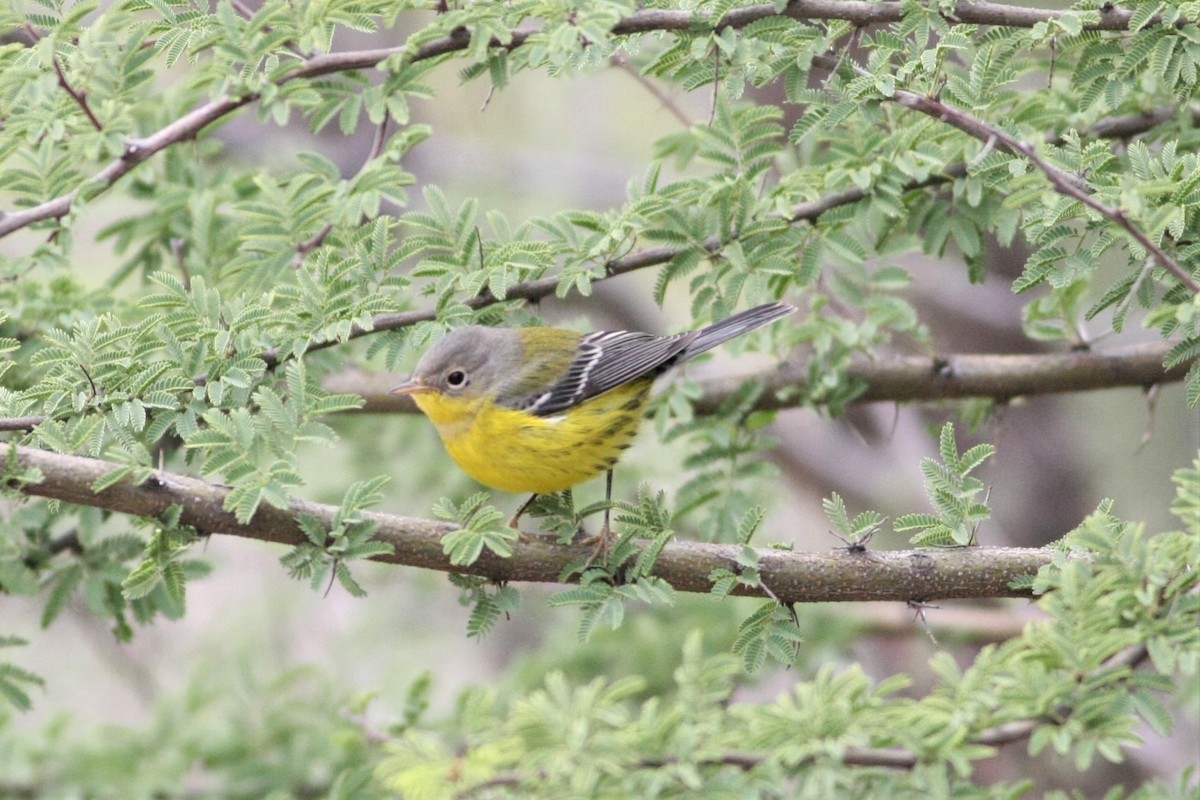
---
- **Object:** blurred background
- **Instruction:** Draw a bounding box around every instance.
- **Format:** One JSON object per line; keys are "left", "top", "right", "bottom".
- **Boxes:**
{"left": 3, "top": 12, "right": 1197, "bottom": 794}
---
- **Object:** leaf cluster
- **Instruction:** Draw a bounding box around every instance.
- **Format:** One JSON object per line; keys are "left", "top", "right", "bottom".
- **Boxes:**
{"left": 895, "top": 423, "right": 996, "bottom": 547}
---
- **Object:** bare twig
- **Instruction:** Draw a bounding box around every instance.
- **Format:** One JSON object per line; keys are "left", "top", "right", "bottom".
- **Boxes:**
{"left": 52, "top": 57, "right": 104, "bottom": 132}
{"left": 0, "top": 417, "right": 48, "bottom": 432}
{"left": 610, "top": 52, "right": 693, "bottom": 127}
{"left": 1076, "top": 105, "right": 1198, "bottom": 141}
{"left": 20, "top": 528, "right": 82, "bottom": 568}
{"left": 293, "top": 222, "right": 335, "bottom": 267}
{"left": 293, "top": 116, "right": 391, "bottom": 267}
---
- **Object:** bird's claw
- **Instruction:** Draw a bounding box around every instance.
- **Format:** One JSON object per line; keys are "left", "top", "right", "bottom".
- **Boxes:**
{"left": 580, "top": 526, "right": 614, "bottom": 571}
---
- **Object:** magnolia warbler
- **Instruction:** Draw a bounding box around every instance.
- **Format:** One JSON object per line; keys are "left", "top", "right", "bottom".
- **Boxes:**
{"left": 391, "top": 303, "right": 795, "bottom": 541}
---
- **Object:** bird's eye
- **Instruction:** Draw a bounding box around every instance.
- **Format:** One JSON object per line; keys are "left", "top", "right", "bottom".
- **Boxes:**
{"left": 446, "top": 370, "right": 467, "bottom": 388}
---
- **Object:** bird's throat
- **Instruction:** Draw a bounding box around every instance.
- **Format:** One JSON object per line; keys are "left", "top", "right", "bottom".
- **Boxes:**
{"left": 411, "top": 392, "right": 481, "bottom": 442}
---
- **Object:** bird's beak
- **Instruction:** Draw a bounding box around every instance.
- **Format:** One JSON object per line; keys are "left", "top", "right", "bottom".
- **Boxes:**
{"left": 390, "top": 377, "right": 431, "bottom": 396}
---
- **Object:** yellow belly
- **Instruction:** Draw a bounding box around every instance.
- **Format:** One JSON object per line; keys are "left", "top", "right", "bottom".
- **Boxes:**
{"left": 413, "top": 380, "right": 652, "bottom": 494}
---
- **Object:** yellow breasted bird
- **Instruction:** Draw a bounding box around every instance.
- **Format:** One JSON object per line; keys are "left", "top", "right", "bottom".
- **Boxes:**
{"left": 391, "top": 303, "right": 795, "bottom": 540}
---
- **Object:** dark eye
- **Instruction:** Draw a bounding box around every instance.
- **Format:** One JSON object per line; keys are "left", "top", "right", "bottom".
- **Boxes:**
{"left": 446, "top": 370, "right": 467, "bottom": 388}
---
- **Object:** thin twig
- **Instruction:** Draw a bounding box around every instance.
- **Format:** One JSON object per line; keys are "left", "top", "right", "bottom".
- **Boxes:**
{"left": 0, "top": 417, "right": 48, "bottom": 432}
{"left": 609, "top": 52, "right": 693, "bottom": 127}
{"left": 895, "top": 90, "right": 1198, "bottom": 292}
{"left": 451, "top": 641, "right": 1156, "bottom": 789}
{"left": 52, "top": 57, "right": 104, "bottom": 132}
{"left": 293, "top": 223, "right": 334, "bottom": 267}
{"left": 293, "top": 116, "right": 391, "bottom": 267}
{"left": 815, "top": 54, "right": 1199, "bottom": 294}
{"left": 709, "top": 43, "right": 719, "bottom": 126}
{"left": 0, "top": 1, "right": 1172, "bottom": 240}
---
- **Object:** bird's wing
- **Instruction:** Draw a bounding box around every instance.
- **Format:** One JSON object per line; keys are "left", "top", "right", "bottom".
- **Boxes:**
{"left": 519, "top": 329, "right": 697, "bottom": 417}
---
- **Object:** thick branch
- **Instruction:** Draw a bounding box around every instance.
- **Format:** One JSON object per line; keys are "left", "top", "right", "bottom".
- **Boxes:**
{"left": 0, "top": 342, "right": 1188, "bottom": 433}
{"left": 320, "top": 341, "right": 1188, "bottom": 415}
{"left": 0, "top": 1, "right": 1170, "bottom": 239}
{"left": 692, "top": 341, "right": 1190, "bottom": 412}
{"left": 9, "top": 445, "right": 1052, "bottom": 604}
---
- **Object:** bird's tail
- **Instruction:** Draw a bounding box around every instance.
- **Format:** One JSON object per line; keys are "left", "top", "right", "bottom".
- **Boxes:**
{"left": 685, "top": 302, "right": 795, "bottom": 357}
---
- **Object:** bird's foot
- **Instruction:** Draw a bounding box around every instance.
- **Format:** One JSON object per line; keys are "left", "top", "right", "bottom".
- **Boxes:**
{"left": 579, "top": 525, "right": 614, "bottom": 571}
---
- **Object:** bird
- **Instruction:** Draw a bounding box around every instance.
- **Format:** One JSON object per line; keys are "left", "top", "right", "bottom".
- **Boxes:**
{"left": 390, "top": 302, "right": 795, "bottom": 545}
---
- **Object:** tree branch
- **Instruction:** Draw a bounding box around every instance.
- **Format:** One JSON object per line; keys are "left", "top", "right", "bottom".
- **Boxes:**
{"left": 52, "top": 57, "right": 104, "bottom": 132}
{"left": 692, "top": 341, "right": 1191, "bottom": 412}
{"left": 0, "top": 96, "right": 247, "bottom": 237}
{"left": 257, "top": 98, "right": 1186, "bottom": 361}
{"left": 320, "top": 341, "right": 1190, "bottom": 416}
{"left": 8, "top": 445, "right": 1055, "bottom": 604}
{"left": 451, "top": 641, "right": 1153, "bottom": 791}
{"left": 0, "top": 341, "right": 1189, "bottom": 433}
{"left": 0, "top": 417, "right": 48, "bottom": 432}
{"left": 806, "top": 52, "right": 1199, "bottom": 292}
{"left": 656, "top": 642, "right": 1152, "bottom": 773}
{"left": 804, "top": 48, "right": 1200, "bottom": 295}
{"left": 886, "top": 88, "right": 1200, "bottom": 293}
{"left": 0, "top": 1, "right": 1172, "bottom": 239}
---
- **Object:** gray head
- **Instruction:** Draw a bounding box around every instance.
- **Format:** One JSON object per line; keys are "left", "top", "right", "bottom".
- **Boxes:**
{"left": 393, "top": 326, "right": 522, "bottom": 398}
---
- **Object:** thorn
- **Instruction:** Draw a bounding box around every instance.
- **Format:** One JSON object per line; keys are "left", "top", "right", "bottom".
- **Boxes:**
{"left": 908, "top": 600, "right": 940, "bottom": 644}
{"left": 827, "top": 523, "right": 879, "bottom": 553}
{"left": 324, "top": 559, "right": 339, "bottom": 598}
{"left": 79, "top": 363, "right": 99, "bottom": 401}
{"left": 1135, "top": 383, "right": 1160, "bottom": 454}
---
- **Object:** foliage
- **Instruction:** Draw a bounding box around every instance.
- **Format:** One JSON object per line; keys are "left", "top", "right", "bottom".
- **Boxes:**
{"left": 0, "top": 0, "right": 1197, "bottom": 796}
{"left": 894, "top": 422, "right": 996, "bottom": 547}
{"left": 4, "top": 475, "right": 1193, "bottom": 797}
{"left": 281, "top": 474, "right": 395, "bottom": 597}
{"left": 0, "top": 637, "right": 43, "bottom": 712}
{"left": 433, "top": 491, "right": 518, "bottom": 566}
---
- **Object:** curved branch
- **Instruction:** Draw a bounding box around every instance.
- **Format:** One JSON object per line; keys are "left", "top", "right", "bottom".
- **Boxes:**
{"left": 798, "top": 48, "right": 1200, "bottom": 295}
{"left": 653, "top": 644, "right": 1151, "bottom": 774}
{"left": 9, "top": 445, "right": 1053, "bottom": 604}
{"left": 0, "top": 1, "right": 1169, "bottom": 239}
{"left": 887, "top": 88, "right": 1199, "bottom": 293}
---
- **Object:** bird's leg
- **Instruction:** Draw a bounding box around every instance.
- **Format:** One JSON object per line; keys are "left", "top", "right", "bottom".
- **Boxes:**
{"left": 508, "top": 493, "right": 539, "bottom": 531}
{"left": 581, "top": 470, "right": 616, "bottom": 566}
{"left": 601, "top": 468, "right": 614, "bottom": 542}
